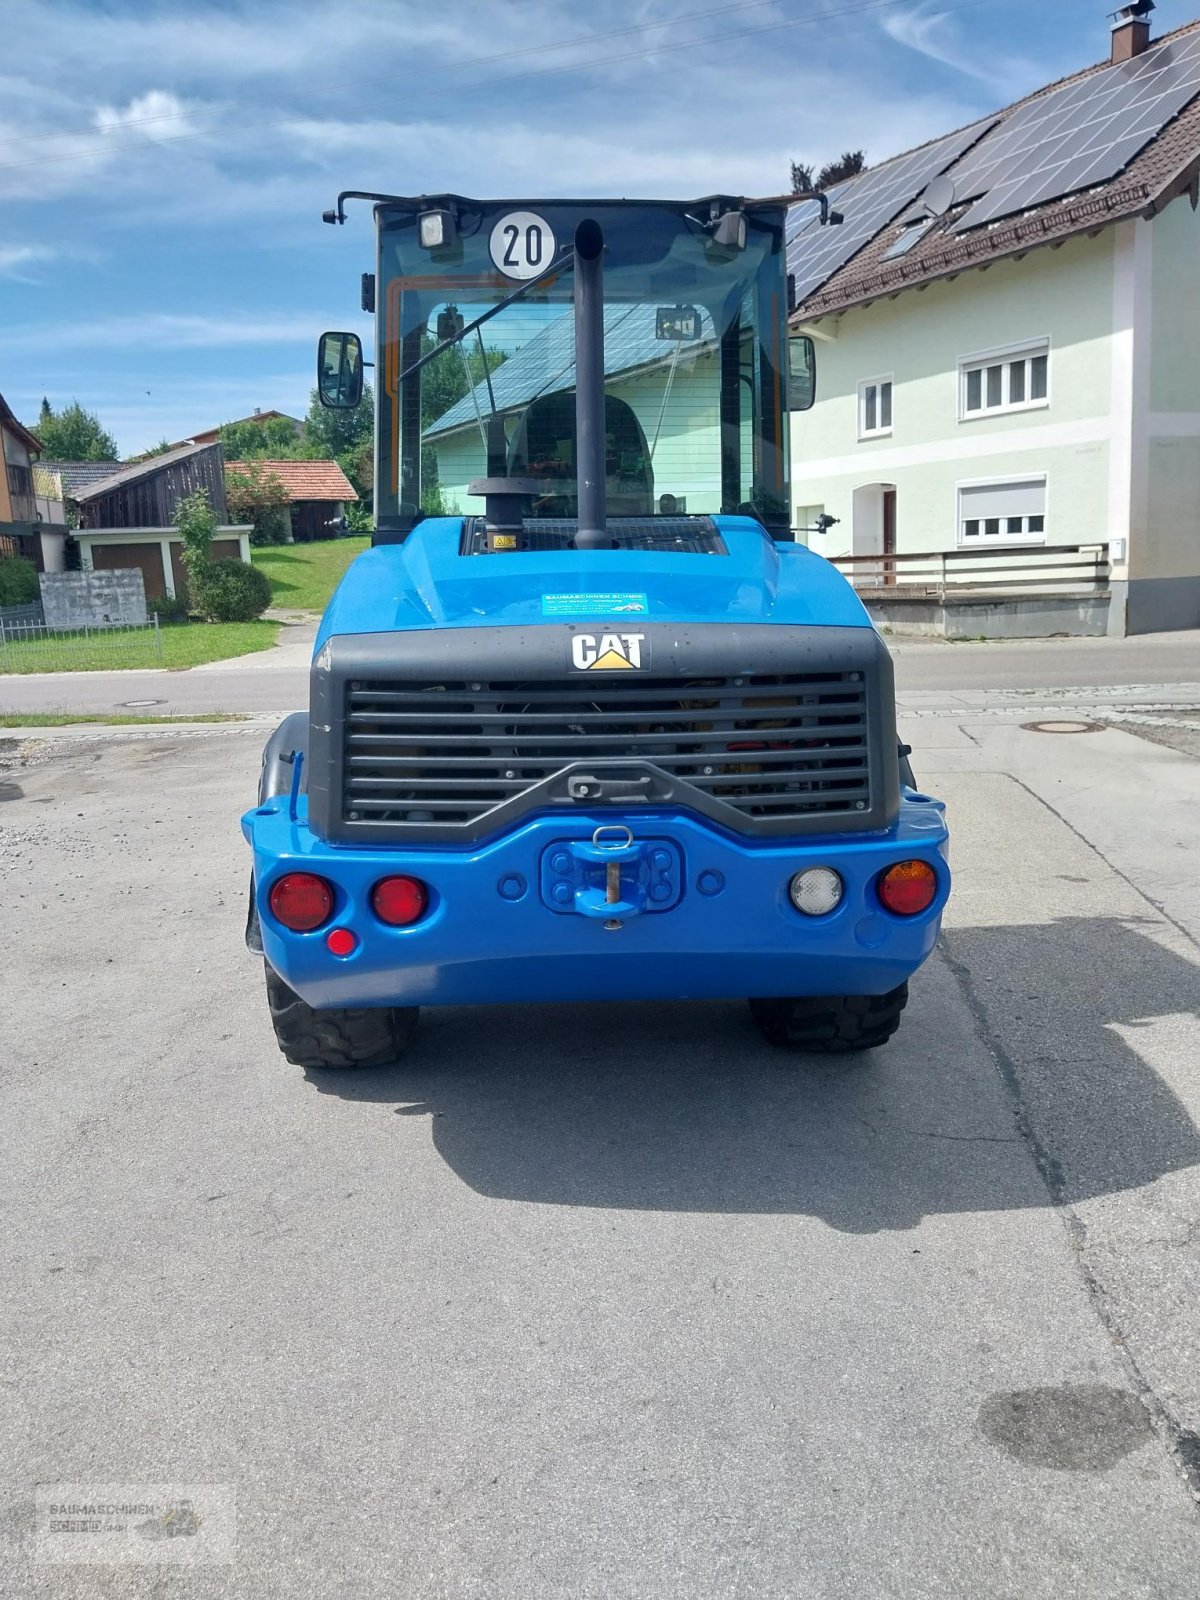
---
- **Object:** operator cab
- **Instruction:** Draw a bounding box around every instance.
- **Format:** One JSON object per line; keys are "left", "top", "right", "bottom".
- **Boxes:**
{"left": 319, "top": 194, "right": 816, "bottom": 545}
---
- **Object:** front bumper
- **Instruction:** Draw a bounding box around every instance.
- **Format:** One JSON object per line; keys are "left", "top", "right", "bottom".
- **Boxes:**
{"left": 243, "top": 796, "right": 950, "bottom": 1010}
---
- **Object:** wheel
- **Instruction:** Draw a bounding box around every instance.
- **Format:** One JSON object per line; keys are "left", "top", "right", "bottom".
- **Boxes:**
{"left": 899, "top": 741, "right": 917, "bottom": 790}
{"left": 264, "top": 961, "right": 418, "bottom": 1069}
{"left": 749, "top": 983, "right": 909, "bottom": 1052}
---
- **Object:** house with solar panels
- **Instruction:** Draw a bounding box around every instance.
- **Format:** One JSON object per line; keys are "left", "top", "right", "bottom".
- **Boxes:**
{"left": 787, "top": 3, "right": 1200, "bottom": 636}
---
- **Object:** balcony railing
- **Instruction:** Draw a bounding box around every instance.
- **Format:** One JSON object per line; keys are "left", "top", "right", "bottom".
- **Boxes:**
{"left": 827, "top": 543, "right": 1110, "bottom": 599}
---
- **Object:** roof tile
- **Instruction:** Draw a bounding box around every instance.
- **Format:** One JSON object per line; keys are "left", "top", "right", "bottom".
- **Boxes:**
{"left": 224, "top": 459, "right": 358, "bottom": 502}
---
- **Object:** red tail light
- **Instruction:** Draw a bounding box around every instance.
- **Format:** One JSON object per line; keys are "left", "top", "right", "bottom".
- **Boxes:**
{"left": 878, "top": 860, "right": 938, "bottom": 916}
{"left": 371, "top": 875, "right": 429, "bottom": 927}
{"left": 269, "top": 872, "right": 334, "bottom": 931}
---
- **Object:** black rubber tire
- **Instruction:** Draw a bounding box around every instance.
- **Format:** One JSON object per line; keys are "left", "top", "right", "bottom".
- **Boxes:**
{"left": 749, "top": 983, "right": 909, "bottom": 1053}
{"left": 264, "top": 961, "right": 418, "bottom": 1069}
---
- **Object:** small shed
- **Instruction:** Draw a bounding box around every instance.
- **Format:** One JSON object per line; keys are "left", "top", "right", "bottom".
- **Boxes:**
{"left": 71, "top": 444, "right": 249, "bottom": 602}
{"left": 226, "top": 459, "right": 358, "bottom": 542}
{"left": 74, "top": 442, "right": 228, "bottom": 529}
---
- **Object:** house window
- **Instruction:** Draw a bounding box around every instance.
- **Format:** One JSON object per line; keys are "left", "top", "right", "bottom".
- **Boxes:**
{"left": 960, "top": 342, "right": 1049, "bottom": 419}
{"left": 858, "top": 378, "right": 892, "bottom": 438}
{"left": 958, "top": 478, "right": 1047, "bottom": 546}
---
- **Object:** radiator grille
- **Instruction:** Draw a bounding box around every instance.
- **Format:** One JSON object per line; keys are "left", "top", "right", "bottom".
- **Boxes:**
{"left": 460, "top": 517, "right": 727, "bottom": 555}
{"left": 342, "top": 673, "right": 871, "bottom": 832}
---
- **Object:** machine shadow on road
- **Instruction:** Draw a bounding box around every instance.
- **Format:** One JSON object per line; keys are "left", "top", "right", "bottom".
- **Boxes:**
{"left": 304, "top": 917, "right": 1200, "bottom": 1233}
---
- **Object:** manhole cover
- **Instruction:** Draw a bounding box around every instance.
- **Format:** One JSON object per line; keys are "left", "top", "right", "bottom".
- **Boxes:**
{"left": 120, "top": 699, "right": 166, "bottom": 709}
{"left": 1021, "top": 719, "right": 1105, "bottom": 735}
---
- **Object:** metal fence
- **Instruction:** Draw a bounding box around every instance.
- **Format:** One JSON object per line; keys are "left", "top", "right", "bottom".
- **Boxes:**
{"left": 0, "top": 615, "right": 162, "bottom": 672}
{"left": 828, "top": 543, "right": 1110, "bottom": 599}
{"left": 0, "top": 602, "right": 44, "bottom": 628}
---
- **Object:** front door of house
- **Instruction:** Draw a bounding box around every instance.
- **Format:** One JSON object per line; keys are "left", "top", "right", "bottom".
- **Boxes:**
{"left": 883, "top": 488, "right": 897, "bottom": 586}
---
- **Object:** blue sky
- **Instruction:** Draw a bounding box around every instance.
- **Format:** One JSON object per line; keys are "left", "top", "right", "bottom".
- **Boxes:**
{"left": 2, "top": 0, "right": 1196, "bottom": 455}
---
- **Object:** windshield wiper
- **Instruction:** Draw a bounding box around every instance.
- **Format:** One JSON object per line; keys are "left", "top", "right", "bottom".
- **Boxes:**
{"left": 396, "top": 249, "right": 574, "bottom": 387}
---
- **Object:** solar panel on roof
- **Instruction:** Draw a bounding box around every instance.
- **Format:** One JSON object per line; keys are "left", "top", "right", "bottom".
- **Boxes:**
{"left": 952, "top": 29, "right": 1200, "bottom": 231}
{"left": 785, "top": 116, "right": 997, "bottom": 305}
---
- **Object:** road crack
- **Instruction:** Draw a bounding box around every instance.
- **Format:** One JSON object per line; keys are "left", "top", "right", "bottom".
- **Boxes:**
{"left": 940, "top": 938, "right": 1200, "bottom": 1508}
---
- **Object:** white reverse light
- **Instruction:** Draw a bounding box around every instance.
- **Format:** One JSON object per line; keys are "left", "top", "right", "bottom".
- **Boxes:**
{"left": 789, "top": 867, "right": 844, "bottom": 916}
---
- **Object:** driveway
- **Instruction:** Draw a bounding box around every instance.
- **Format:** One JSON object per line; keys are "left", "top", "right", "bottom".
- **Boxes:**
{"left": 1, "top": 625, "right": 1198, "bottom": 720}
{"left": 1, "top": 686, "right": 1197, "bottom": 1595}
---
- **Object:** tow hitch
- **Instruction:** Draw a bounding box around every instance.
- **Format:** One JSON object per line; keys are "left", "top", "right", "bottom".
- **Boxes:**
{"left": 540, "top": 826, "right": 683, "bottom": 924}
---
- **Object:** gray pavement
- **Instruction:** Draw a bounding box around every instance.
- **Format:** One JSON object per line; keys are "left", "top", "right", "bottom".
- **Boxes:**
{"left": 1, "top": 693, "right": 1198, "bottom": 1595}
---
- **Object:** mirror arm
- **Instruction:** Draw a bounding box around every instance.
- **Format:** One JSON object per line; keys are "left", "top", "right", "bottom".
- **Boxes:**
{"left": 395, "top": 249, "right": 573, "bottom": 387}
{"left": 323, "top": 190, "right": 415, "bottom": 225}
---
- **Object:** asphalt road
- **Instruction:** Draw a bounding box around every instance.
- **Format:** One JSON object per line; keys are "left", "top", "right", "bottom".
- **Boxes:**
{"left": 0, "top": 623, "right": 1197, "bottom": 719}
{"left": 1, "top": 700, "right": 1198, "bottom": 1596}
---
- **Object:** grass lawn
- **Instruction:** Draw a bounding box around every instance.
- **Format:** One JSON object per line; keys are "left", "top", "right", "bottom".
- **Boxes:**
{"left": 252, "top": 536, "right": 369, "bottom": 612}
{"left": 0, "top": 621, "right": 281, "bottom": 675}
{"left": 0, "top": 712, "right": 248, "bottom": 728}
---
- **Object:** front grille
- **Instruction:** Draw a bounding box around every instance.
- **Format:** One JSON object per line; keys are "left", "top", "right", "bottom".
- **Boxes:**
{"left": 460, "top": 516, "right": 727, "bottom": 555}
{"left": 342, "top": 673, "right": 871, "bottom": 833}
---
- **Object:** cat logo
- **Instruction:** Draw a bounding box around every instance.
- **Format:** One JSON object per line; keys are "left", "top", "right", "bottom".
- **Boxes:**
{"left": 570, "top": 631, "right": 648, "bottom": 671}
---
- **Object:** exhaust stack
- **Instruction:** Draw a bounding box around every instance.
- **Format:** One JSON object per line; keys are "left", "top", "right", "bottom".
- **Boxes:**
{"left": 573, "top": 219, "right": 611, "bottom": 550}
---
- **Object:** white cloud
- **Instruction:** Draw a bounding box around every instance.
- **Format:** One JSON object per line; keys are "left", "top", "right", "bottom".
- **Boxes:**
{"left": 94, "top": 89, "right": 196, "bottom": 140}
{"left": 0, "top": 244, "right": 57, "bottom": 280}
{"left": 880, "top": 2, "right": 1036, "bottom": 94}
{"left": 0, "top": 311, "right": 366, "bottom": 354}
{"left": 881, "top": 4, "right": 992, "bottom": 80}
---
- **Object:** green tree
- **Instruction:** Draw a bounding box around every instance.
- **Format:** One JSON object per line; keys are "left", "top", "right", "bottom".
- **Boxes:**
{"left": 788, "top": 151, "right": 866, "bottom": 193}
{"left": 0, "top": 556, "right": 40, "bottom": 606}
{"left": 300, "top": 385, "right": 375, "bottom": 513}
{"left": 225, "top": 461, "right": 292, "bottom": 546}
{"left": 301, "top": 383, "right": 374, "bottom": 460}
{"left": 219, "top": 416, "right": 303, "bottom": 460}
{"left": 172, "top": 488, "right": 216, "bottom": 595}
{"left": 30, "top": 399, "right": 118, "bottom": 461}
{"left": 420, "top": 340, "right": 507, "bottom": 429}
{"left": 418, "top": 340, "right": 507, "bottom": 511}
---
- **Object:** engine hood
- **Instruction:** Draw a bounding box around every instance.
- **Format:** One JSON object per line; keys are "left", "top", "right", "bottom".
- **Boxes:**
{"left": 315, "top": 515, "right": 872, "bottom": 650}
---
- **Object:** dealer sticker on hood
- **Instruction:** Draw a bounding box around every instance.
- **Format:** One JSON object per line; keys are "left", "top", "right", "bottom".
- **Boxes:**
{"left": 542, "top": 592, "right": 648, "bottom": 617}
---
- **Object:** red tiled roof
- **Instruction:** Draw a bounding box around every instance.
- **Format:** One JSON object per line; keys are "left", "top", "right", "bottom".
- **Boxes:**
{"left": 224, "top": 459, "right": 358, "bottom": 502}
{"left": 791, "top": 18, "right": 1200, "bottom": 322}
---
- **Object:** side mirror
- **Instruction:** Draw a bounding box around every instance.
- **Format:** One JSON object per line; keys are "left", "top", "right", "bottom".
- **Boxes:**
{"left": 317, "top": 331, "right": 364, "bottom": 410}
{"left": 788, "top": 335, "right": 816, "bottom": 412}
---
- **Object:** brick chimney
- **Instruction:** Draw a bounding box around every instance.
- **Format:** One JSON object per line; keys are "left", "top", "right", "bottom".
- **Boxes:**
{"left": 1111, "top": 1, "right": 1153, "bottom": 63}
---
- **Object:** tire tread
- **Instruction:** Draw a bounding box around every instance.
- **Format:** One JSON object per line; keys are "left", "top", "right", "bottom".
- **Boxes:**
{"left": 749, "top": 983, "right": 909, "bottom": 1053}
{"left": 264, "top": 962, "right": 416, "bottom": 1068}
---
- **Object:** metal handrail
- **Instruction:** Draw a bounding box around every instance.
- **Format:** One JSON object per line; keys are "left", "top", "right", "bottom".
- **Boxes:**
{"left": 826, "top": 543, "right": 1109, "bottom": 601}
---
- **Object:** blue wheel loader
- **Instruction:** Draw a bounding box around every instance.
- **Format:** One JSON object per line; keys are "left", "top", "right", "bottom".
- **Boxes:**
{"left": 243, "top": 191, "right": 949, "bottom": 1067}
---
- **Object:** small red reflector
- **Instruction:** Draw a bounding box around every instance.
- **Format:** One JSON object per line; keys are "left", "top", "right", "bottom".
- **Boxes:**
{"left": 326, "top": 927, "right": 357, "bottom": 957}
{"left": 371, "top": 875, "right": 428, "bottom": 927}
{"left": 268, "top": 872, "right": 334, "bottom": 932}
{"left": 878, "top": 860, "right": 938, "bottom": 916}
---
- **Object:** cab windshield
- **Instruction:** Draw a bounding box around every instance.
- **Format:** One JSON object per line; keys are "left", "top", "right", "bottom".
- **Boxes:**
{"left": 375, "top": 197, "right": 791, "bottom": 536}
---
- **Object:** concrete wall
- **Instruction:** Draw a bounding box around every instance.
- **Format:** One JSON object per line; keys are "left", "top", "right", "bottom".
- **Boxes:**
{"left": 1136, "top": 196, "right": 1200, "bottom": 629}
{"left": 40, "top": 568, "right": 148, "bottom": 630}
{"left": 791, "top": 229, "right": 1117, "bottom": 563}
